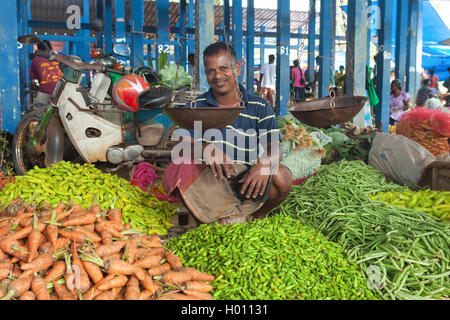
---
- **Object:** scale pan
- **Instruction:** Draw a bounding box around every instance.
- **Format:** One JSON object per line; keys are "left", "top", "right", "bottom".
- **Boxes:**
{"left": 164, "top": 106, "right": 243, "bottom": 130}
{"left": 287, "top": 96, "right": 369, "bottom": 128}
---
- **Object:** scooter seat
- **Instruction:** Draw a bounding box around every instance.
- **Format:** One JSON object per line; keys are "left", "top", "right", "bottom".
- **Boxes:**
{"left": 138, "top": 86, "right": 172, "bottom": 110}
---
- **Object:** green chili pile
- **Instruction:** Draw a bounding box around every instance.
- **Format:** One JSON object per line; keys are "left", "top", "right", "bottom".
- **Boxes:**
{"left": 166, "top": 214, "right": 380, "bottom": 300}
{"left": 0, "top": 161, "right": 176, "bottom": 235}
{"left": 276, "top": 160, "right": 450, "bottom": 300}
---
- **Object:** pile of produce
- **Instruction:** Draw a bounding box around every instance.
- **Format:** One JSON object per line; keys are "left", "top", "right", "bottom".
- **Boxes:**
{"left": 277, "top": 116, "right": 326, "bottom": 181}
{"left": 371, "top": 190, "right": 450, "bottom": 221}
{"left": 0, "top": 172, "right": 13, "bottom": 192}
{"left": 0, "top": 201, "right": 214, "bottom": 300}
{"left": 277, "top": 114, "right": 378, "bottom": 164}
{"left": 397, "top": 107, "right": 450, "bottom": 156}
{"left": 321, "top": 123, "right": 378, "bottom": 164}
{"left": 0, "top": 161, "right": 176, "bottom": 235}
{"left": 166, "top": 214, "right": 380, "bottom": 300}
{"left": 277, "top": 160, "right": 450, "bottom": 300}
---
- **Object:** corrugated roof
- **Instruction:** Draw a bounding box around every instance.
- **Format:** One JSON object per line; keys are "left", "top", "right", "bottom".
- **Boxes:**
{"left": 29, "top": 0, "right": 312, "bottom": 37}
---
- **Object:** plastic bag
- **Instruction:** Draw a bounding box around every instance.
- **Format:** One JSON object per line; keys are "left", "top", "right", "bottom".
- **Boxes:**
{"left": 397, "top": 107, "right": 450, "bottom": 137}
{"left": 281, "top": 142, "right": 322, "bottom": 180}
{"left": 368, "top": 132, "right": 436, "bottom": 190}
{"left": 310, "top": 130, "right": 333, "bottom": 147}
{"left": 397, "top": 107, "right": 450, "bottom": 156}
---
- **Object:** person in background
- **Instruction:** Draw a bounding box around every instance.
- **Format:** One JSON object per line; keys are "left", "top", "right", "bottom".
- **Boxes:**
{"left": 312, "top": 56, "right": 320, "bottom": 99}
{"left": 424, "top": 93, "right": 443, "bottom": 111}
{"left": 428, "top": 69, "right": 439, "bottom": 93}
{"left": 443, "top": 66, "right": 450, "bottom": 107}
{"left": 335, "top": 65, "right": 346, "bottom": 95}
{"left": 389, "top": 79, "right": 410, "bottom": 125}
{"left": 188, "top": 53, "right": 196, "bottom": 79}
{"left": 390, "top": 70, "right": 396, "bottom": 83}
{"left": 313, "top": 56, "right": 336, "bottom": 97}
{"left": 372, "top": 53, "right": 379, "bottom": 88}
{"left": 290, "top": 59, "right": 305, "bottom": 102}
{"left": 420, "top": 68, "right": 428, "bottom": 85}
{"left": 29, "top": 40, "right": 62, "bottom": 107}
{"left": 416, "top": 79, "right": 433, "bottom": 107}
{"left": 258, "top": 54, "right": 276, "bottom": 109}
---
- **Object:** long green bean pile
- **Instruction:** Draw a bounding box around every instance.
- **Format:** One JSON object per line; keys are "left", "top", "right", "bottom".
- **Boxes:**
{"left": 166, "top": 214, "right": 380, "bottom": 300}
{"left": 277, "top": 160, "right": 450, "bottom": 300}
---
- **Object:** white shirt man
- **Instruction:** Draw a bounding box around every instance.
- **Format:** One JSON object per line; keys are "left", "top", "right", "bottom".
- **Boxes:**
{"left": 259, "top": 55, "right": 276, "bottom": 108}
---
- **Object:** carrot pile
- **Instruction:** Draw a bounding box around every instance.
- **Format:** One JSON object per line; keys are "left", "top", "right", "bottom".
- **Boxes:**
{"left": 0, "top": 200, "right": 214, "bottom": 300}
{"left": 397, "top": 107, "right": 450, "bottom": 156}
{"left": 0, "top": 172, "right": 14, "bottom": 192}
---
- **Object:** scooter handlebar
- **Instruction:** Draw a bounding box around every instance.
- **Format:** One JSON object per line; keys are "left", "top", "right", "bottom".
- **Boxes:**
{"left": 35, "top": 51, "right": 102, "bottom": 72}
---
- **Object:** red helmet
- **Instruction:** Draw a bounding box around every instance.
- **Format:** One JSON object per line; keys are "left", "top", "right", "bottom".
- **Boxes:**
{"left": 112, "top": 74, "right": 150, "bottom": 112}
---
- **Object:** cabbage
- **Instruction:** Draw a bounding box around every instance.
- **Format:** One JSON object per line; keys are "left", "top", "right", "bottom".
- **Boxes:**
{"left": 158, "top": 63, "right": 193, "bottom": 89}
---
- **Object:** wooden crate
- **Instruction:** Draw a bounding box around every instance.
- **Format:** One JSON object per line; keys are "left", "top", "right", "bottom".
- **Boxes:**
{"left": 430, "top": 166, "right": 450, "bottom": 191}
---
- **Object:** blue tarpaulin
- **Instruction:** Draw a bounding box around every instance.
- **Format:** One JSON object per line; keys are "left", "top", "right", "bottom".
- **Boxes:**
{"left": 421, "top": 0, "right": 450, "bottom": 81}
{"left": 340, "top": 0, "right": 450, "bottom": 82}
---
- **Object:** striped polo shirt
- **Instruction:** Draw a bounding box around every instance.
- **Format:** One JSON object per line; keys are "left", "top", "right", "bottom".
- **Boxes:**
{"left": 185, "top": 84, "right": 280, "bottom": 167}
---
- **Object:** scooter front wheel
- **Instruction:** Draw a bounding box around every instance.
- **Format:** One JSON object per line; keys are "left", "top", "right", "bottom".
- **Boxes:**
{"left": 12, "top": 111, "right": 46, "bottom": 175}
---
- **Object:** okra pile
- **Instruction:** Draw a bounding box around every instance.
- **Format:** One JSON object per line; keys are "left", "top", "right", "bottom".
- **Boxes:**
{"left": 166, "top": 214, "right": 380, "bottom": 300}
{"left": 0, "top": 161, "right": 176, "bottom": 235}
{"left": 277, "top": 160, "right": 450, "bottom": 300}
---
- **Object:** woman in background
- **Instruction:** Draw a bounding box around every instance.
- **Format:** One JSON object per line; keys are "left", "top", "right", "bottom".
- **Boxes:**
{"left": 389, "top": 79, "right": 410, "bottom": 125}
{"left": 290, "top": 59, "right": 305, "bottom": 102}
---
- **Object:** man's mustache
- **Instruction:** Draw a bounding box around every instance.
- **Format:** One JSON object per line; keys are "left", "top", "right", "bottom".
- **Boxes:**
{"left": 212, "top": 78, "right": 228, "bottom": 84}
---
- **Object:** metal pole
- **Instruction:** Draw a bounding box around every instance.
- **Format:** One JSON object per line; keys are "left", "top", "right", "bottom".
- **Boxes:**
{"left": 415, "top": 0, "right": 424, "bottom": 98}
{"left": 260, "top": 26, "right": 265, "bottom": 66}
{"left": 188, "top": 0, "right": 194, "bottom": 53}
{"left": 115, "top": 0, "right": 126, "bottom": 43}
{"left": 276, "top": 0, "right": 290, "bottom": 116}
{"left": 198, "top": 0, "right": 215, "bottom": 91}
{"left": 104, "top": 0, "right": 113, "bottom": 54}
{"left": 224, "top": 0, "right": 231, "bottom": 41}
{"left": 318, "top": 0, "right": 331, "bottom": 98}
{"left": 130, "top": 0, "right": 144, "bottom": 69}
{"left": 395, "top": 0, "right": 408, "bottom": 88}
{"left": 96, "top": 0, "right": 104, "bottom": 49}
{"left": 156, "top": 0, "right": 170, "bottom": 71}
{"left": 75, "top": 0, "right": 90, "bottom": 85}
{"left": 232, "top": 0, "right": 244, "bottom": 83}
{"left": 307, "top": 0, "right": 316, "bottom": 83}
{"left": 0, "top": 0, "right": 22, "bottom": 132}
{"left": 18, "top": 0, "right": 27, "bottom": 113}
{"left": 366, "top": 0, "right": 372, "bottom": 65}
{"left": 406, "top": 0, "right": 423, "bottom": 104}
{"left": 346, "top": 0, "right": 368, "bottom": 126}
{"left": 246, "top": 0, "right": 255, "bottom": 92}
{"left": 180, "top": 0, "right": 188, "bottom": 69}
{"left": 375, "top": 0, "right": 393, "bottom": 132}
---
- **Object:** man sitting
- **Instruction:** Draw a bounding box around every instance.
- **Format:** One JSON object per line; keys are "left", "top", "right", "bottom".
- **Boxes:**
{"left": 163, "top": 42, "right": 292, "bottom": 225}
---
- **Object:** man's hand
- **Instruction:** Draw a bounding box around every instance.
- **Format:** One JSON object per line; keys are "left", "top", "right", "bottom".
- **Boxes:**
{"left": 238, "top": 158, "right": 271, "bottom": 199}
{"left": 203, "top": 143, "right": 237, "bottom": 180}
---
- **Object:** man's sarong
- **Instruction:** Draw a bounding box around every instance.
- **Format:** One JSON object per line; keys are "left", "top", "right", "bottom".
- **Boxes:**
{"left": 163, "top": 162, "right": 267, "bottom": 225}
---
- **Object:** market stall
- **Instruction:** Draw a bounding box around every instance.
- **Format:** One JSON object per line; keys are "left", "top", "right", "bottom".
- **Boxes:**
{"left": 0, "top": 109, "right": 449, "bottom": 301}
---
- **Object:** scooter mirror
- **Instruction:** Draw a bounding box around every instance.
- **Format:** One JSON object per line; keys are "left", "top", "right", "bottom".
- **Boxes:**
{"left": 113, "top": 43, "right": 131, "bottom": 57}
{"left": 18, "top": 34, "right": 42, "bottom": 45}
{"left": 91, "top": 18, "right": 104, "bottom": 31}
